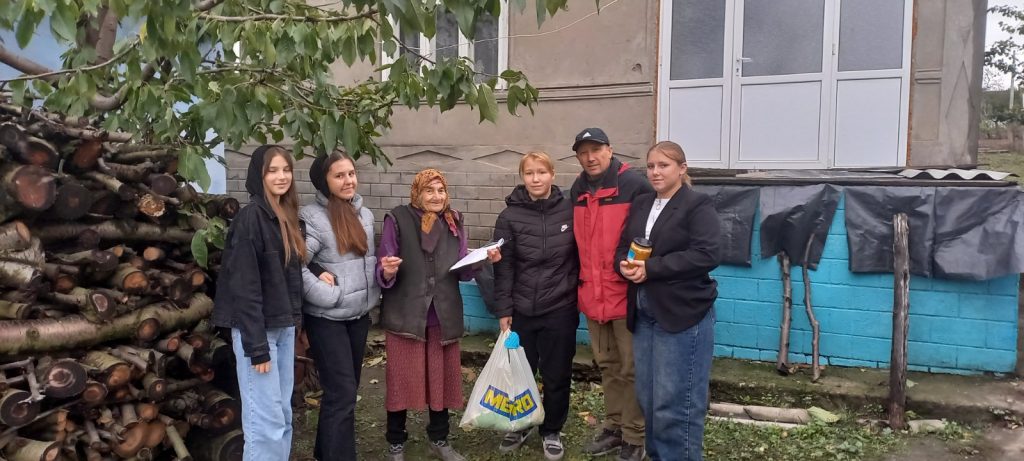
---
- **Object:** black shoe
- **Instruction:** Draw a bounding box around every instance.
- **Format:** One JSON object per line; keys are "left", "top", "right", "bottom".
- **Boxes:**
{"left": 617, "top": 442, "right": 645, "bottom": 461}
{"left": 582, "top": 428, "right": 623, "bottom": 456}
{"left": 499, "top": 428, "right": 532, "bottom": 453}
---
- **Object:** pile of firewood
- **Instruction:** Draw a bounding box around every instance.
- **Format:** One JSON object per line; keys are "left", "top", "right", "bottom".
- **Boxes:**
{"left": 0, "top": 100, "right": 245, "bottom": 461}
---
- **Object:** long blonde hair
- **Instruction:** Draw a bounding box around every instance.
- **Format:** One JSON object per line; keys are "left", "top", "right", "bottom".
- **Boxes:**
{"left": 648, "top": 141, "right": 692, "bottom": 186}
{"left": 262, "top": 147, "right": 306, "bottom": 264}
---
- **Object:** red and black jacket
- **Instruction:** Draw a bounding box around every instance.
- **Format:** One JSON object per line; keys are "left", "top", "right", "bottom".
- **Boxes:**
{"left": 570, "top": 157, "right": 654, "bottom": 323}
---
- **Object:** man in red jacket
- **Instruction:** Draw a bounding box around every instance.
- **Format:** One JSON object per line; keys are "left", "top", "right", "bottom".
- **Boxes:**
{"left": 569, "top": 128, "right": 653, "bottom": 461}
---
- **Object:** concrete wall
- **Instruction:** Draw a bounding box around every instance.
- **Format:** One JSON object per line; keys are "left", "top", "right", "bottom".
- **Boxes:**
{"left": 462, "top": 194, "right": 1021, "bottom": 375}
{"left": 908, "top": 0, "right": 987, "bottom": 167}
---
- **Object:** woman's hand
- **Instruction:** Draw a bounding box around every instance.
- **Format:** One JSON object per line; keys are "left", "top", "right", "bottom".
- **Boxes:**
{"left": 486, "top": 248, "right": 502, "bottom": 264}
{"left": 253, "top": 361, "right": 271, "bottom": 374}
{"left": 619, "top": 259, "right": 648, "bottom": 283}
{"left": 318, "top": 272, "right": 335, "bottom": 286}
{"left": 499, "top": 316, "right": 512, "bottom": 332}
{"left": 380, "top": 256, "right": 403, "bottom": 280}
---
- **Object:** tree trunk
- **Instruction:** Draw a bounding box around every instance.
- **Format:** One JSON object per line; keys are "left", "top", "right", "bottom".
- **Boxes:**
{"left": 43, "top": 287, "right": 116, "bottom": 323}
{"left": 0, "top": 221, "right": 31, "bottom": 251}
{"left": 1, "top": 437, "right": 60, "bottom": 461}
{"left": 82, "top": 351, "right": 131, "bottom": 389}
{"left": 35, "top": 221, "right": 194, "bottom": 244}
{"left": 1, "top": 163, "right": 56, "bottom": 211}
{"left": 97, "top": 160, "right": 158, "bottom": 184}
{"left": 110, "top": 264, "right": 149, "bottom": 294}
{"left": 888, "top": 213, "right": 911, "bottom": 430}
{"left": 51, "top": 249, "right": 119, "bottom": 272}
{"left": 0, "top": 299, "right": 30, "bottom": 320}
{"left": 0, "top": 259, "right": 43, "bottom": 290}
{"left": 82, "top": 172, "right": 135, "bottom": 200}
{"left": 0, "top": 294, "right": 213, "bottom": 355}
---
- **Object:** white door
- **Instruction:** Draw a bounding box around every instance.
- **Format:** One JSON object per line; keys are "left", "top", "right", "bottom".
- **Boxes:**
{"left": 730, "top": 0, "right": 832, "bottom": 169}
{"left": 657, "top": 0, "right": 911, "bottom": 169}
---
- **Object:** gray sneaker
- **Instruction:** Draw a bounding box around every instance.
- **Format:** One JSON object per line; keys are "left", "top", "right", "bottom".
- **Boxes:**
{"left": 542, "top": 433, "right": 565, "bottom": 461}
{"left": 617, "top": 442, "right": 645, "bottom": 461}
{"left": 429, "top": 440, "right": 467, "bottom": 461}
{"left": 582, "top": 428, "right": 623, "bottom": 455}
{"left": 499, "top": 428, "right": 532, "bottom": 453}
{"left": 387, "top": 443, "right": 404, "bottom": 461}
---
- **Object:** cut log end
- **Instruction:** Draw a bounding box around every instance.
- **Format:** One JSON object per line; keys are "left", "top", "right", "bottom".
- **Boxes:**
{"left": 69, "top": 140, "right": 104, "bottom": 172}
{"left": 39, "top": 359, "right": 87, "bottom": 399}
{"left": 7, "top": 165, "right": 57, "bottom": 211}
{"left": 81, "top": 380, "right": 108, "bottom": 404}
{"left": 146, "top": 174, "right": 178, "bottom": 197}
{"left": 136, "top": 318, "right": 162, "bottom": 343}
{"left": 142, "top": 247, "right": 165, "bottom": 263}
{"left": 137, "top": 194, "right": 166, "bottom": 218}
{"left": 0, "top": 388, "right": 41, "bottom": 426}
{"left": 3, "top": 438, "right": 60, "bottom": 461}
{"left": 0, "top": 221, "right": 32, "bottom": 251}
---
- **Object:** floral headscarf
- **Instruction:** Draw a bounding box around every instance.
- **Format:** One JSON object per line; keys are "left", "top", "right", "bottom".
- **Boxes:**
{"left": 410, "top": 169, "right": 459, "bottom": 237}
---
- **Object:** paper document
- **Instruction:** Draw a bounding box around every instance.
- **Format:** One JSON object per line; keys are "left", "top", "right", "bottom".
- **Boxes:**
{"left": 449, "top": 239, "right": 504, "bottom": 271}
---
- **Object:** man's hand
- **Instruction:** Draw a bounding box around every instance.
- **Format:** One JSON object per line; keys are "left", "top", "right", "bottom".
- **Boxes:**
{"left": 253, "top": 361, "right": 271, "bottom": 374}
{"left": 319, "top": 272, "right": 335, "bottom": 286}
{"left": 499, "top": 316, "right": 512, "bottom": 332}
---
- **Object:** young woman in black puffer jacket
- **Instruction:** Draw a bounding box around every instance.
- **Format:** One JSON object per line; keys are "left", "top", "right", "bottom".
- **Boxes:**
{"left": 490, "top": 151, "right": 579, "bottom": 461}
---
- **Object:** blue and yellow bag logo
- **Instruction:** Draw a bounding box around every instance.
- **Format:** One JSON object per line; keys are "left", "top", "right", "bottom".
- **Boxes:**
{"left": 479, "top": 385, "right": 538, "bottom": 421}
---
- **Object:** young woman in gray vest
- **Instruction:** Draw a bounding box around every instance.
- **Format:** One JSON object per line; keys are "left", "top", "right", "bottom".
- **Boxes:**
{"left": 298, "top": 152, "right": 379, "bottom": 460}
{"left": 375, "top": 169, "right": 500, "bottom": 461}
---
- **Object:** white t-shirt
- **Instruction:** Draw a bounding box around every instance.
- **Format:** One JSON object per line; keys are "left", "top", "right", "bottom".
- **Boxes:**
{"left": 645, "top": 198, "right": 670, "bottom": 239}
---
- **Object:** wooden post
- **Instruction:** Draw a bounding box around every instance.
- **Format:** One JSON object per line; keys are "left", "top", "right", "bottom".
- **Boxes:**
{"left": 802, "top": 235, "right": 821, "bottom": 382}
{"left": 888, "top": 213, "right": 911, "bottom": 429}
{"left": 776, "top": 253, "right": 793, "bottom": 375}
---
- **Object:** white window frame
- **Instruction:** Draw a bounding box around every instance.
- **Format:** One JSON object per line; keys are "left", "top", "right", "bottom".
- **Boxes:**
{"left": 656, "top": 0, "right": 914, "bottom": 169}
{"left": 381, "top": 10, "right": 509, "bottom": 88}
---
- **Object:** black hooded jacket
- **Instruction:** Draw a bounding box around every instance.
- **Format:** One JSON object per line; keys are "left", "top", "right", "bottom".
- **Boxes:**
{"left": 212, "top": 145, "right": 304, "bottom": 365}
{"left": 490, "top": 185, "right": 579, "bottom": 318}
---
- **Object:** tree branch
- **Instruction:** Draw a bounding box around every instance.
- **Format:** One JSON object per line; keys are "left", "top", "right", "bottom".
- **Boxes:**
{"left": 0, "top": 39, "right": 142, "bottom": 84}
{"left": 199, "top": 9, "right": 377, "bottom": 22}
{"left": 194, "top": 0, "right": 227, "bottom": 11}
{"left": 0, "top": 43, "right": 56, "bottom": 80}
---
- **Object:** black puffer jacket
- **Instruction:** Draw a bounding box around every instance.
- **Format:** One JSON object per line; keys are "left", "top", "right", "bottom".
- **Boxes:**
{"left": 211, "top": 145, "right": 304, "bottom": 365}
{"left": 491, "top": 185, "right": 579, "bottom": 318}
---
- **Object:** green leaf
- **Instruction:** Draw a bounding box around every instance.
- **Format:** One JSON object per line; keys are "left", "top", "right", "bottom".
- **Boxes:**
{"left": 8, "top": 80, "right": 27, "bottom": 105}
{"left": 16, "top": 7, "right": 43, "bottom": 48}
{"left": 191, "top": 231, "right": 209, "bottom": 268}
{"left": 342, "top": 118, "right": 360, "bottom": 156}
{"left": 50, "top": 3, "right": 79, "bottom": 42}
{"left": 477, "top": 84, "right": 498, "bottom": 123}
{"left": 322, "top": 114, "right": 339, "bottom": 153}
{"left": 535, "top": 0, "right": 547, "bottom": 27}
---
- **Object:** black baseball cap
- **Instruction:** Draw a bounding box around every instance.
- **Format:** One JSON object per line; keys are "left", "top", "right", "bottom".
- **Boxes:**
{"left": 572, "top": 127, "right": 611, "bottom": 152}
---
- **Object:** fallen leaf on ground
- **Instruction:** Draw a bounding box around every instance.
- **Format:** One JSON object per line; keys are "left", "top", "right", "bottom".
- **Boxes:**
{"left": 366, "top": 356, "right": 384, "bottom": 367}
{"left": 370, "top": 379, "right": 379, "bottom": 385}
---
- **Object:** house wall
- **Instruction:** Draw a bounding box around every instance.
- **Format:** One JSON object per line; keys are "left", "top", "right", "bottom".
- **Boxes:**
{"left": 462, "top": 195, "right": 1021, "bottom": 375}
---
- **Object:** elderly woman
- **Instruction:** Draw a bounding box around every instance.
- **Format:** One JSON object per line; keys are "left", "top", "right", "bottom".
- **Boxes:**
{"left": 375, "top": 169, "right": 500, "bottom": 461}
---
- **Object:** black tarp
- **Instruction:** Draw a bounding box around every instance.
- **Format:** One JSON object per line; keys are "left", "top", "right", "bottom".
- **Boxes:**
{"left": 844, "top": 186, "right": 936, "bottom": 277}
{"left": 932, "top": 187, "right": 1024, "bottom": 280}
{"left": 759, "top": 185, "right": 841, "bottom": 269}
{"left": 845, "top": 186, "right": 1024, "bottom": 281}
{"left": 694, "top": 185, "right": 759, "bottom": 266}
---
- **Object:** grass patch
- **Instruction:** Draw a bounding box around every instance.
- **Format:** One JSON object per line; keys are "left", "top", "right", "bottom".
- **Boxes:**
{"left": 978, "top": 151, "right": 1024, "bottom": 182}
{"left": 704, "top": 419, "right": 903, "bottom": 461}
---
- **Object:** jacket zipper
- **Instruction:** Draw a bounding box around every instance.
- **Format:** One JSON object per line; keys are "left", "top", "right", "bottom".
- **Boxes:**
{"left": 533, "top": 209, "right": 547, "bottom": 310}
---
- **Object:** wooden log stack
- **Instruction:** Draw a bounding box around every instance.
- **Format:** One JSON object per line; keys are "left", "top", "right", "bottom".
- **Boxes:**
{"left": 0, "top": 99, "right": 244, "bottom": 461}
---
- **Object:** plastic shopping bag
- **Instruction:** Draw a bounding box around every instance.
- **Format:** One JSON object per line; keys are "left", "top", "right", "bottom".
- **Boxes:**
{"left": 459, "top": 330, "right": 545, "bottom": 432}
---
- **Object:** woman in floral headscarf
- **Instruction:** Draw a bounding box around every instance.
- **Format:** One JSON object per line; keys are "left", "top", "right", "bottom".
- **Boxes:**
{"left": 375, "top": 169, "right": 500, "bottom": 461}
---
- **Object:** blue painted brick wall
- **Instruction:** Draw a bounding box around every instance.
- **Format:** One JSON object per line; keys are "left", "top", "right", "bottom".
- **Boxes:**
{"left": 461, "top": 196, "right": 1020, "bottom": 374}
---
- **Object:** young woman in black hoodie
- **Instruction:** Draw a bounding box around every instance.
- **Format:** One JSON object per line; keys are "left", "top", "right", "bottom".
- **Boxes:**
{"left": 490, "top": 152, "right": 579, "bottom": 460}
{"left": 212, "top": 145, "right": 305, "bottom": 461}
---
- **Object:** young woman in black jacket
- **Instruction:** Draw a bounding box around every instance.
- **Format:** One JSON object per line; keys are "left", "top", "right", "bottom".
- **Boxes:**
{"left": 616, "top": 141, "right": 721, "bottom": 461}
{"left": 490, "top": 152, "right": 579, "bottom": 460}
{"left": 212, "top": 145, "right": 306, "bottom": 461}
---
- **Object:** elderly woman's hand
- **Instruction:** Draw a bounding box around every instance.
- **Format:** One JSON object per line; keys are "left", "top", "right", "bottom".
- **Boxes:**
{"left": 619, "top": 259, "right": 647, "bottom": 283}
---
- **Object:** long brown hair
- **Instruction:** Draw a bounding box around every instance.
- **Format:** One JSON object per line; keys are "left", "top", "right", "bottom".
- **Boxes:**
{"left": 322, "top": 153, "right": 368, "bottom": 256}
{"left": 649, "top": 141, "right": 692, "bottom": 186}
{"left": 262, "top": 147, "right": 306, "bottom": 264}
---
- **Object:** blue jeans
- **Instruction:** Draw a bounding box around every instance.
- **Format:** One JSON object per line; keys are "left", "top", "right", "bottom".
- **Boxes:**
{"left": 232, "top": 327, "right": 295, "bottom": 461}
{"left": 634, "top": 289, "right": 715, "bottom": 461}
